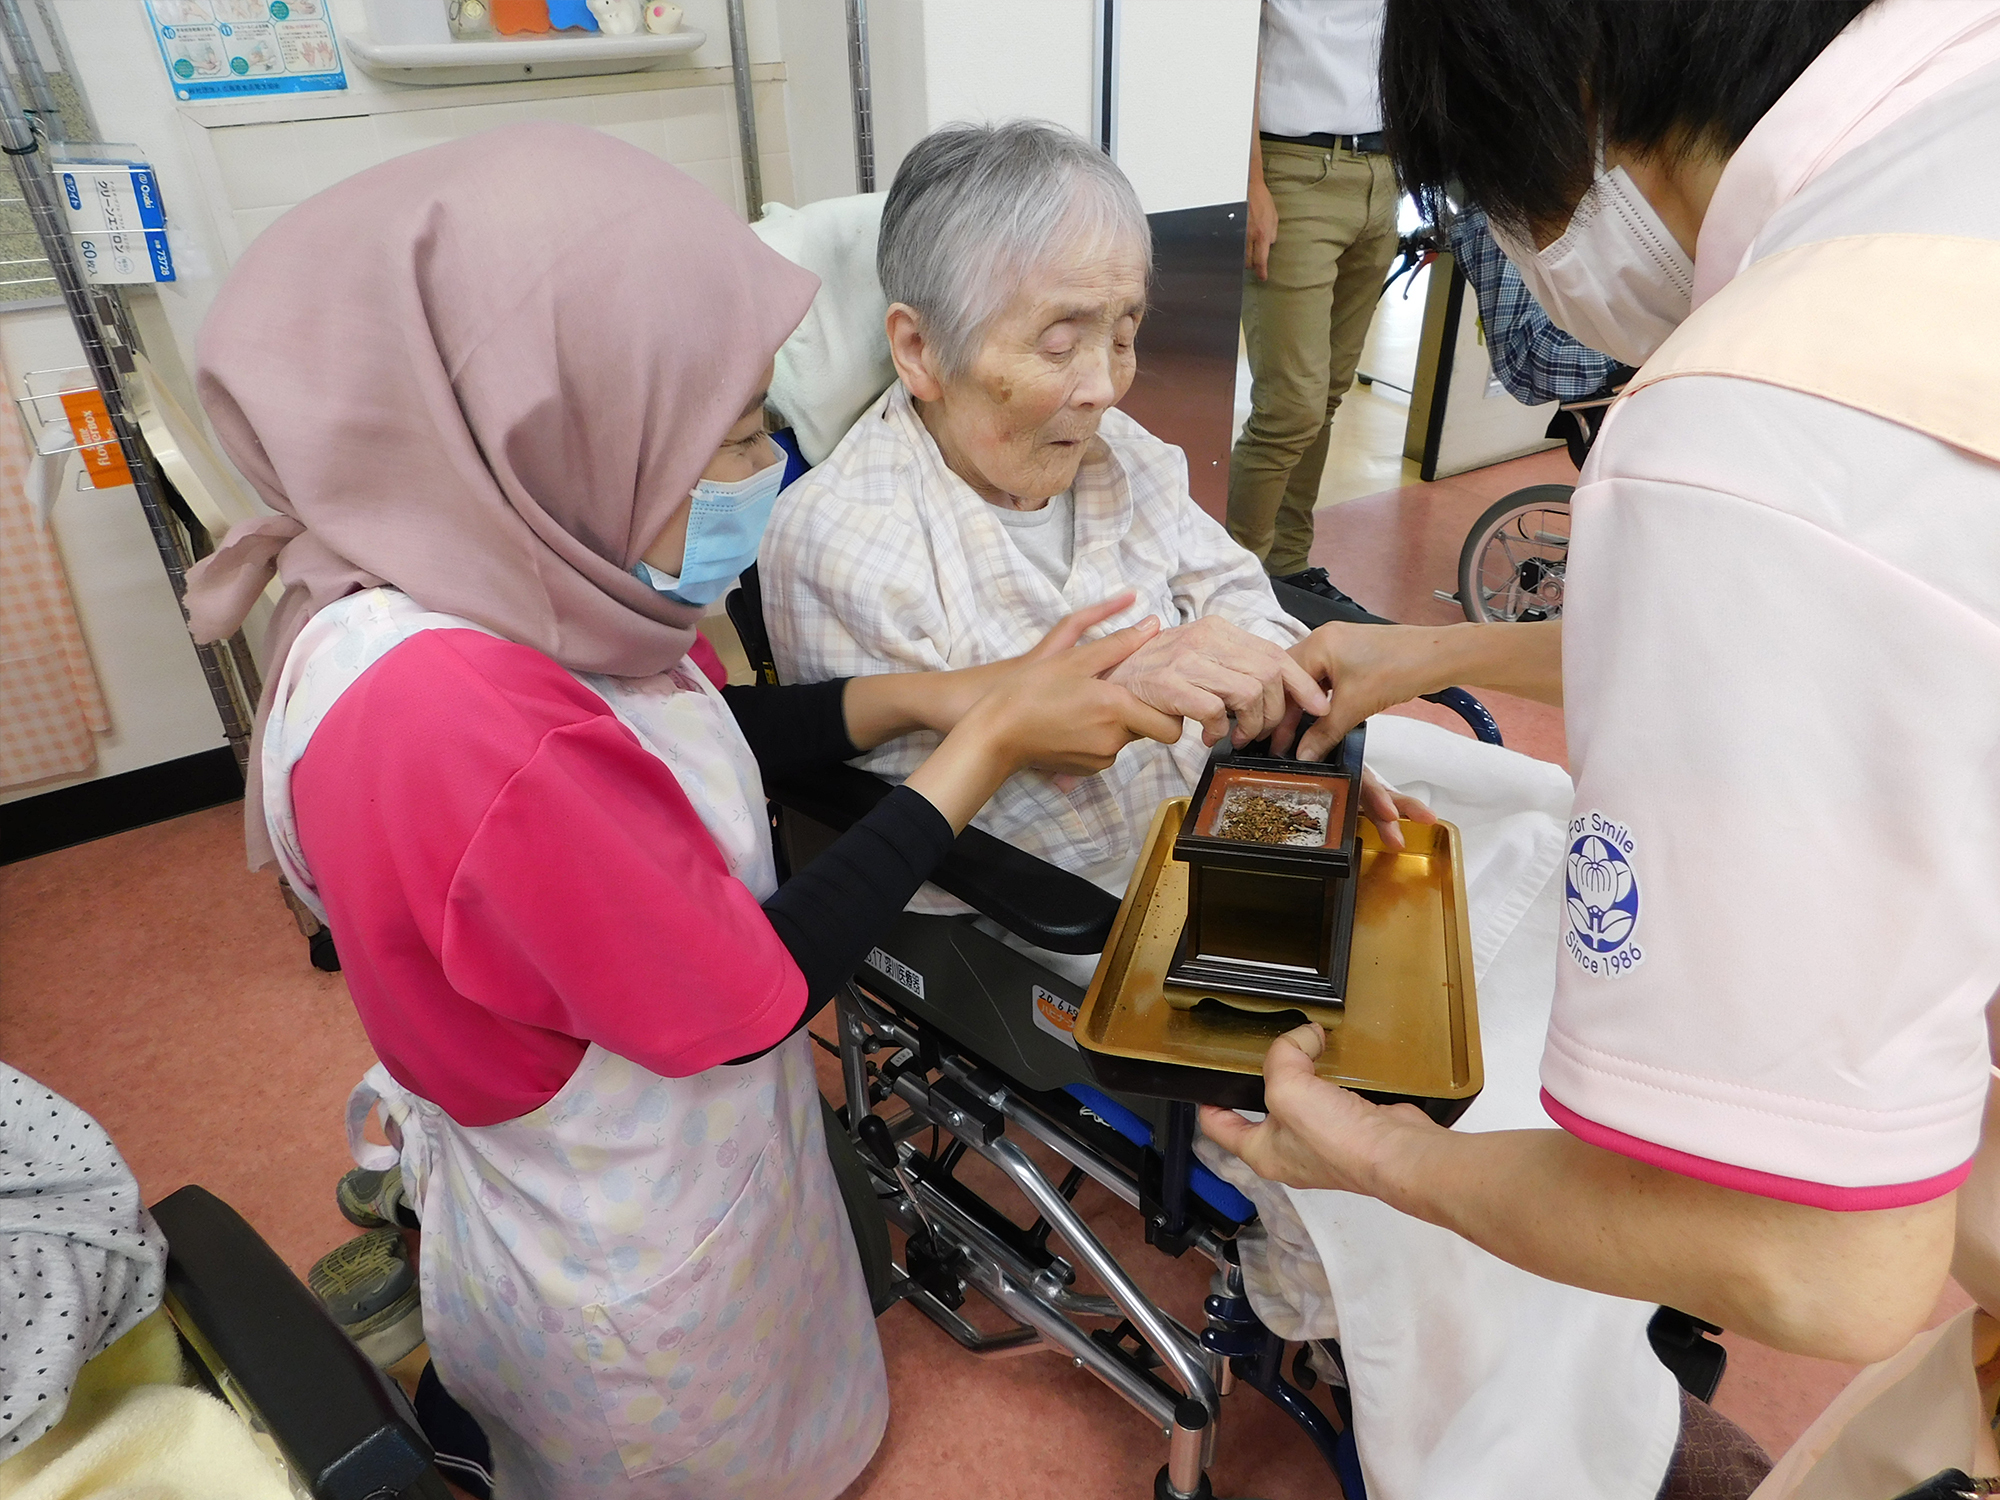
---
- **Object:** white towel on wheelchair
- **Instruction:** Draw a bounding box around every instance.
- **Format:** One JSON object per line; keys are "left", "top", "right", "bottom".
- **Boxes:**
{"left": 1194, "top": 713, "right": 1684, "bottom": 1500}
{"left": 748, "top": 194, "right": 893, "bottom": 466}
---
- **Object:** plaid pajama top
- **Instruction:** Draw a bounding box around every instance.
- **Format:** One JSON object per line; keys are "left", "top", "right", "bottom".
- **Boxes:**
{"left": 760, "top": 381, "right": 1305, "bottom": 907}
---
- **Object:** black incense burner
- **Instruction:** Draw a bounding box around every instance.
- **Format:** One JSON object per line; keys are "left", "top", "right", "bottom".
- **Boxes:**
{"left": 1165, "top": 724, "right": 1365, "bottom": 1007}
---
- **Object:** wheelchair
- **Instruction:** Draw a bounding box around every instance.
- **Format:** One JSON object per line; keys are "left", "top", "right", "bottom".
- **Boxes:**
{"left": 1449, "top": 378, "right": 1627, "bottom": 626}
{"left": 59, "top": 1185, "right": 448, "bottom": 1500}
{"left": 727, "top": 547, "right": 1507, "bottom": 1500}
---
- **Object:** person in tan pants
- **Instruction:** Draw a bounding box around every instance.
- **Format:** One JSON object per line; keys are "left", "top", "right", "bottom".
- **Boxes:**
{"left": 1228, "top": 0, "right": 1400, "bottom": 603}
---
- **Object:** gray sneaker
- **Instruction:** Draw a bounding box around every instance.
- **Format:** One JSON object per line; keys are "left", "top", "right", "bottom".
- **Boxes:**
{"left": 337, "top": 1165, "right": 419, "bottom": 1230}
{"left": 309, "top": 1227, "right": 424, "bottom": 1369}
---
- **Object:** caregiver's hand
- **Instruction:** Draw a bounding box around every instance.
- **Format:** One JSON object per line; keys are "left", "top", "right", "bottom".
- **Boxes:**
{"left": 905, "top": 620, "right": 1182, "bottom": 832}
{"left": 1109, "top": 616, "right": 1330, "bottom": 748}
{"left": 1278, "top": 622, "right": 1454, "bottom": 761}
{"left": 842, "top": 593, "right": 1144, "bottom": 749}
{"left": 1198, "top": 1023, "right": 1442, "bottom": 1195}
{"left": 1280, "top": 618, "right": 1565, "bottom": 762}
{"left": 929, "top": 593, "right": 1144, "bottom": 735}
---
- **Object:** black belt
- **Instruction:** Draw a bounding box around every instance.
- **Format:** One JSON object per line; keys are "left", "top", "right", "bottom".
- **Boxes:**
{"left": 1260, "top": 130, "right": 1385, "bottom": 155}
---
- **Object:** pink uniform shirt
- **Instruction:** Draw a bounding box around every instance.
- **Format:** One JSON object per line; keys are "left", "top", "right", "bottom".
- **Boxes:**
{"left": 292, "top": 627, "right": 805, "bottom": 1126}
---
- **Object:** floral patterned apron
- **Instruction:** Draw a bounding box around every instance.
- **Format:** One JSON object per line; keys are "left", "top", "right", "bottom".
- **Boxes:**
{"left": 268, "top": 588, "right": 887, "bottom": 1498}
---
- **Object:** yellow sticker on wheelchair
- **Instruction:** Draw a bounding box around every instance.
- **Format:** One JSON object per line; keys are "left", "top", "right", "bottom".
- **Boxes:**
{"left": 1032, "top": 985, "right": 1079, "bottom": 1049}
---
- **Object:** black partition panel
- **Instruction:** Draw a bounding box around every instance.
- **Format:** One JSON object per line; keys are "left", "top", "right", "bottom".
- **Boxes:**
{"left": 1118, "top": 201, "right": 1249, "bottom": 525}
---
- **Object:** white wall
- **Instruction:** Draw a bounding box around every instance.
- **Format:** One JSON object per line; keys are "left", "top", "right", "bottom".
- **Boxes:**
{"left": 1114, "top": 0, "right": 1260, "bottom": 214}
{"left": 770, "top": 0, "right": 857, "bottom": 205}
{"left": 846, "top": 0, "right": 1256, "bottom": 216}
{"left": 861, "top": 0, "right": 1095, "bottom": 190}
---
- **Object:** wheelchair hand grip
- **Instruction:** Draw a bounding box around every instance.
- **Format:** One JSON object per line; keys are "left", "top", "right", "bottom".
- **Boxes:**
{"left": 764, "top": 763, "right": 1121, "bottom": 954}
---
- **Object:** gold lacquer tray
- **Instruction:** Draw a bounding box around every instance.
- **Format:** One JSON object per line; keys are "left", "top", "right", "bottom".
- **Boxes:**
{"left": 1077, "top": 798, "right": 1482, "bottom": 1120}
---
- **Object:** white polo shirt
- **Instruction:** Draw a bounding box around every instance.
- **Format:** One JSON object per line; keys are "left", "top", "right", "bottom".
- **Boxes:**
{"left": 1258, "top": 0, "right": 1385, "bottom": 138}
{"left": 1540, "top": 26, "right": 2000, "bottom": 1207}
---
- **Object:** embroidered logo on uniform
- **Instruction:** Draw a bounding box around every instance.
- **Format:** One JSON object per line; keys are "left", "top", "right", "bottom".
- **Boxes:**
{"left": 1563, "top": 810, "right": 1645, "bottom": 978}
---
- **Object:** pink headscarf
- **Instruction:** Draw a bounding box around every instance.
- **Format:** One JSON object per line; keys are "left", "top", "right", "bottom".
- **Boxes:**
{"left": 184, "top": 122, "right": 818, "bottom": 865}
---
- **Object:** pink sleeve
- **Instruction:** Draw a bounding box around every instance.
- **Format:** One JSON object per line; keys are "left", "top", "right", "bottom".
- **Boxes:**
{"left": 687, "top": 633, "right": 729, "bottom": 688}
{"left": 438, "top": 713, "right": 807, "bottom": 1077}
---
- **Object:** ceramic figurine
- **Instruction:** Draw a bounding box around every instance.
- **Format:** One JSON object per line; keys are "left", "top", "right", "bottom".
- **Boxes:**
{"left": 547, "top": 0, "right": 599, "bottom": 29}
{"left": 448, "top": 0, "right": 493, "bottom": 37}
{"left": 585, "top": 0, "right": 640, "bottom": 31}
{"left": 643, "top": 0, "right": 681, "bottom": 33}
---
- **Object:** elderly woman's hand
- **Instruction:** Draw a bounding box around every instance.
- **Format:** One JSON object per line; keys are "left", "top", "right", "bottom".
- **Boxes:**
{"left": 1108, "top": 616, "right": 1331, "bottom": 748}
{"left": 1198, "top": 1023, "right": 1442, "bottom": 1195}
{"left": 1355, "top": 768, "right": 1436, "bottom": 854}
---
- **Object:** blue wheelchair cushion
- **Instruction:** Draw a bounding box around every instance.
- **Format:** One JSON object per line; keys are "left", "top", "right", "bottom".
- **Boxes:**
{"left": 1063, "top": 1084, "right": 1257, "bottom": 1225}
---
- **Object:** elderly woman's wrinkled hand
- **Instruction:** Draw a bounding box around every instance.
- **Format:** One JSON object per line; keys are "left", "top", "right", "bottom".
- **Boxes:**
{"left": 1108, "top": 616, "right": 1331, "bottom": 748}
{"left": 1198, "top": 1024, "right": 1441, "bottom": 1196}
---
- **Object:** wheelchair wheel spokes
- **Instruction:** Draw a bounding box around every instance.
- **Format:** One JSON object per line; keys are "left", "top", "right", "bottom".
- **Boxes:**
{"left": 1457, "top": 484, "right": 1572, "bottom": 624}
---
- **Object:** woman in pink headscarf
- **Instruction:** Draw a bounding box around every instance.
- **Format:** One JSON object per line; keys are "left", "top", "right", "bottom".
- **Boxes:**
{"left": 184, "top": 123, "right": 1178, "bottom": 1499}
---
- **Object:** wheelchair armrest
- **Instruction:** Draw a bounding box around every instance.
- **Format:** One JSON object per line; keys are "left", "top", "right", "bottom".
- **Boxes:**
{"left": 1271, "top": 577, "right": 1391, "bottom": 628}
{"left": 151, "top": 1186, "right": 435, "bottom": 1500}
{"left": 763, "top": 763, "right": 1121, "bottom": 954}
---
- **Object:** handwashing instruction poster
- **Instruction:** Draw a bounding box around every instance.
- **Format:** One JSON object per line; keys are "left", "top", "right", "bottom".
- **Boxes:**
{"left": 144, "top": 0, "right": 347, "bottom": 102}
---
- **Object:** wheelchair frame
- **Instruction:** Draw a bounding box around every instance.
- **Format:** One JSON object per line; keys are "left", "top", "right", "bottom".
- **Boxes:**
{"left": 727, "top": 563, "right": 1508, "bottom": 1498}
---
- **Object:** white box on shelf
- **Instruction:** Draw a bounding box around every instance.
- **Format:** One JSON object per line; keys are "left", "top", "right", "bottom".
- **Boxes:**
{"left": 53, "top": 156, "right": 177, "bottom": 284}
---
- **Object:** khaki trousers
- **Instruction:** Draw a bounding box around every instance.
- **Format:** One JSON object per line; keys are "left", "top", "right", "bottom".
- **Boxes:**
{"left": 1228, "top": 143, "right": 1400, "bottom": 576}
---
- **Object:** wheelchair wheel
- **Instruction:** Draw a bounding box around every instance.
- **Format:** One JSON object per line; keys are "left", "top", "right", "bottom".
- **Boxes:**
{"left": 1457, "top": 485, "right": 1571, "bottom": 624}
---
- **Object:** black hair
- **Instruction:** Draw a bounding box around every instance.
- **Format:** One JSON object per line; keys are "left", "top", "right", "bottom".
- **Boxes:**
{"left": 1380, "top": 0, "right": 1877, "bottom": 235}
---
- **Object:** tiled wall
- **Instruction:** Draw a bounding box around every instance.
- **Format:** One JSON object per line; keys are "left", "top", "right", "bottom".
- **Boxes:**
{"left": 199, "top": 74, "right": 793, "bottom": 265}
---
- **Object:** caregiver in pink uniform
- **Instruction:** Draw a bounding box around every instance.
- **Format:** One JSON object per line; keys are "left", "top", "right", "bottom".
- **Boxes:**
{"left": 182, "top": 123, "right": 1178, "bottom": 1499}
{"left": 1210, "top": 0, "right": 2000, "bottom": 1488}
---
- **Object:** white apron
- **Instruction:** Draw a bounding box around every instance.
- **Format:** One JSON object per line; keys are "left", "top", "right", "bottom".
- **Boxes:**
{"left": 266, "top": 588, "right": 888, "bottom": 1499}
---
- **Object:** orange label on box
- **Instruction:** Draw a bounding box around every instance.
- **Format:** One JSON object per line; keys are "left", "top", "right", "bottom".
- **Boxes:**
{"left": 59, "top": 389, "right": 133, "bottom": 490}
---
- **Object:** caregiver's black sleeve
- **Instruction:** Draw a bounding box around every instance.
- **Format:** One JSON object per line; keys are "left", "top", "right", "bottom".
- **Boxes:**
{"left": 732, "top": 788, "right": 955, "bottom": 1061}
{"left": 720, "top": 678, "right": 855, "bottom": 776}
{"left": 720, "top": 680, "right": 959, "bottom": 1061}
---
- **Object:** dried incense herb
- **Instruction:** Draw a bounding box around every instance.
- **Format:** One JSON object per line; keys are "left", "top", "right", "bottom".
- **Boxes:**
{"left": 1218, "top": 793, "right": 1323, "bottom": 845}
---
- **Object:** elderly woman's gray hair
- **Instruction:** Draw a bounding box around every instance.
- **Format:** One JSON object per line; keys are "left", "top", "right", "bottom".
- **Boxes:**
{"left": 878, "top": 120, "right": 1153, "bottom": 379}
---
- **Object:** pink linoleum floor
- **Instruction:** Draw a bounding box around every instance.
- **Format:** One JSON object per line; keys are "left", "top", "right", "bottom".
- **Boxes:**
{"left": 1, "top": 445, "right": 1961, "bottom": 1497}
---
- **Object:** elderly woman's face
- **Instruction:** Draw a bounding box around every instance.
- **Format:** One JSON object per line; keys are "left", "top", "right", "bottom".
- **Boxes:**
{"left": 917, "top": 241, "right": 1147, "bottom": 506}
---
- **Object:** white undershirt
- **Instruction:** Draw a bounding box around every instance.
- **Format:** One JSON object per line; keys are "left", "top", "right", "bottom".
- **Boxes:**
{"left": 991, "top": 490, "right": 1076, "bottom": 589}
{"left": 1258, "top": 0, "right": 1386, "bottom": 138}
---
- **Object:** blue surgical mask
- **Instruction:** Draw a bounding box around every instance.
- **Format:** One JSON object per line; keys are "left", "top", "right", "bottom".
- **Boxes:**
{"left": 635, "top": 454, "right": 786, "bottom": 608}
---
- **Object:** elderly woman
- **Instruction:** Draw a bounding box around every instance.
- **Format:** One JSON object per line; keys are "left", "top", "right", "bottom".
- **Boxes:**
{"left": 761, "top": 122, "right": 1394, "bottom": 905}
{"left": 760, "top": 121, "right": 1752, "bottom": 1500}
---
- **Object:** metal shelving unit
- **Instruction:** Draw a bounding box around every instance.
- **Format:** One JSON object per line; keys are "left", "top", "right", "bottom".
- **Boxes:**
{"left": 0, "top": 0, "right": 259, "bottom": 783}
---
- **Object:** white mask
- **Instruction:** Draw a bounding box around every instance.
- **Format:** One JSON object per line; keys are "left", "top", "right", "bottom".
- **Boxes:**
{"left": 1488, "top": 165, "right": 1694, "bottom": 367}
